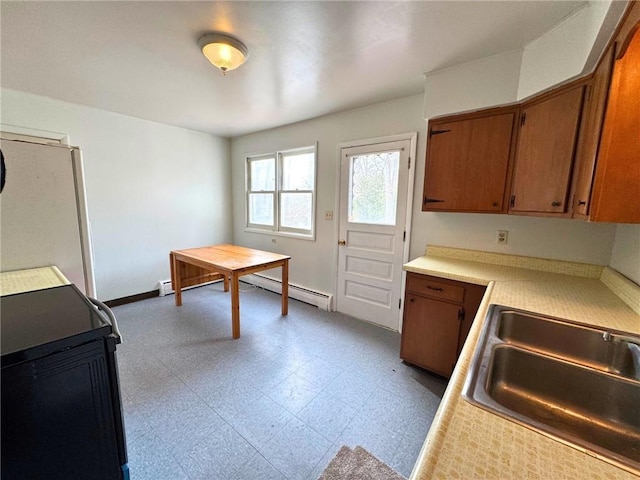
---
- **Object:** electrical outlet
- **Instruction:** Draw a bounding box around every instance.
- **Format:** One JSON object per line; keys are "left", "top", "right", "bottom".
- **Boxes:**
{"left": 497, "top": 230, "right": 508, "bottom": 245}
{"left": 271, "top": 238, "right": 277, "bottom": 244}
{"left": 324, "top": 210, "right": 334, "bottom": 221}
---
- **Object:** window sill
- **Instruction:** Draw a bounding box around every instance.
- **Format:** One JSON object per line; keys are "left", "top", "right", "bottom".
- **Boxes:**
{"left": 244, "top": 227, "right": 315, "bottom": 242}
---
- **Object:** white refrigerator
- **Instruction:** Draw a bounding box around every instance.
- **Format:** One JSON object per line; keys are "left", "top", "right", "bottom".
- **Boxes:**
{"left": 0, "top": 134, "right": 96, "bottom": 296}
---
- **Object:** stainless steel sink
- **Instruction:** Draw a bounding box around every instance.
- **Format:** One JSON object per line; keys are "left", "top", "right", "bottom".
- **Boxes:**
{"left": 497, "top": 310, "right": 639, "bottom": 378}
{"left": 463, "top": 305, "right": 640, "bottom": 474}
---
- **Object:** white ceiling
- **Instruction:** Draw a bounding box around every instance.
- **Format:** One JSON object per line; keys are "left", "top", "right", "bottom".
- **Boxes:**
{"left": 1, "top": 1, "right": 587, "bottom": 137}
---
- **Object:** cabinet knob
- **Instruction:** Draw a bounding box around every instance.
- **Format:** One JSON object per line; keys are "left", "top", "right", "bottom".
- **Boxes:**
{"left": 492, "top": 202, "right": 498, "bottom": 207}
{"left": 578, "top": 200, "right": 586, "bottom": 206}
{"left": 551, "top": 201, "right": 561, "bottom": 207}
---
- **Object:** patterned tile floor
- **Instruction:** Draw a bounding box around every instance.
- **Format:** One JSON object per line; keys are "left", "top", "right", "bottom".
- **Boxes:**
{"left": 114, "top": 283, "right": 447, "bottom": 480}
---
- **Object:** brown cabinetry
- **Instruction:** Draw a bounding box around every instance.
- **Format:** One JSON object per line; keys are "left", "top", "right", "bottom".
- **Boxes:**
{"left": 510, "top": 85, "right": 585, "bottom": 215}
{"left": 422, "top": 1, "right": 639, "bottom": 223}
{"left": 573, "top": 1, "right": 639, "bottom": 223}
{"left": 423, "top": 110, "right": 517, "bottom": 213}
{"left": 588, "top": 13, "right": 640, "bottom": 223}
{"left": 400, "top": 272, "right": 485, "bottom": 378}
{"left": 572, "top": 47, "right": 615, "bottom": 218}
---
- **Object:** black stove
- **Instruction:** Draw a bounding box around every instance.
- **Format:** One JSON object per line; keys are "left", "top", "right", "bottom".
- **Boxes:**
{"left": 1, "top": 284, "right": 129, "bottom": 480}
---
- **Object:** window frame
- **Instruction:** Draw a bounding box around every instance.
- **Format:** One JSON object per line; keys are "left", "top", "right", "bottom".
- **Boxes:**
{"left": 245, "top": 144, "right": 317, "bottom": 240}
{"left": 246, "top": 153, "right": 277, "bottom": 230}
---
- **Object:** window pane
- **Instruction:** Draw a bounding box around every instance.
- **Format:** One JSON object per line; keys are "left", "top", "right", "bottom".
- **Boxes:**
{"left": 348, "top": 151, "right": 400, "bottom": 225}
{"left": 280, "top": 192, "right": 312, "bottom": 230}
{"left": 250, "top": 158, "right": 275, "bottom": 191}
{"left": 282, "top": 152, "right": 314, "bottom": 190}
{"left": 249, "top": 193, "right": 274, "bottom": 226}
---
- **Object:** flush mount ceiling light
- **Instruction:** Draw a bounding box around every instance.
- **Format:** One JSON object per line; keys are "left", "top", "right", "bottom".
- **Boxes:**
{"left": 198, "top": 33, "right": 248, "bottom": 75}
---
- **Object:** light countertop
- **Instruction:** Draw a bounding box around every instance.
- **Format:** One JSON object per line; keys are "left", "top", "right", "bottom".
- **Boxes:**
{"left": 0, "top": 266, "right": 70, "bottom": 296}
{"left": 406, "top": 247, "right": 640, "bottom": 480}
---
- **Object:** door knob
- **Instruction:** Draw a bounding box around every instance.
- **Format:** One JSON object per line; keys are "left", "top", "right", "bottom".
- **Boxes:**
{"left": 338, "top": 240, "right": 346, "bottom": 246}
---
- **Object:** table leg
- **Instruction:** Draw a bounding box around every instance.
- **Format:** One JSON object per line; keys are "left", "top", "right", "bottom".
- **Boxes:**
{"left": 172, "top": 254, "right": 182, "bottom": 306}
{"left": 231, "top": 272, "right": 240, "bottom": 339}
{"left": 223, "top": 274, "right": 229, "bottom": 292}
{"left": 282, "top": 259, "right": 289, "bottom": 316}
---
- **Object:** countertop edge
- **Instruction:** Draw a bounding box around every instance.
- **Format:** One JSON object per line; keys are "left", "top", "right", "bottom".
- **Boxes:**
{"left": 405, "top": 254, "right": 640, "bottom": 480}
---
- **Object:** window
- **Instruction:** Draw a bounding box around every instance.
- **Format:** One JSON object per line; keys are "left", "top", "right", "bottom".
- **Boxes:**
{"left": 348, "top": 150, "right": 400, "bottom": 225}
{"left": 246, "top": 145, "right": 316, "bottom": 238}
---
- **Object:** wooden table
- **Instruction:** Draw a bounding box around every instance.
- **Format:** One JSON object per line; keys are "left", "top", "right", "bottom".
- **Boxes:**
{"left": 170, "top": 244, "right": 290, "bottom": 339}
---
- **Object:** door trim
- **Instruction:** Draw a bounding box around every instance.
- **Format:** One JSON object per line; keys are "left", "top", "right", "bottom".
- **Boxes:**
{"left": 333, "top": 132, "right": 417, "bottom": 331}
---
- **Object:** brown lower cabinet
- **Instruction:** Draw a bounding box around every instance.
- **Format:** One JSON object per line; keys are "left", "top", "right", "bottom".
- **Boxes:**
{"left": 400, "top": 272, "right": 485, "bottom": 378}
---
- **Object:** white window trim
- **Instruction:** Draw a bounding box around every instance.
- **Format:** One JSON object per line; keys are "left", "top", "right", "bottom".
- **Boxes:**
{"left": 246, "top": 153, "right": 277, "bottom": 231}
{"left": 245, "top": 144, "right": 317, "bottom": 240}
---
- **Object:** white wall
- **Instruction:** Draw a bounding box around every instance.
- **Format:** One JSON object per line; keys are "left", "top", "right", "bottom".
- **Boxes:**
{"left": 517, "top": 1, "right": 612, "bottom": 99}
{"left": 424, "top": 49, "right": 522, "bottom": 118}
{"left": 231, "top": 95, "right": 426, "bottom": 294}
{"left": 2, "top": 1, "right": 631, "bottom": 302}
{"left": 610, "top": 224, "right": 640, "bottom": 284}
{"left": 1, "top": 88, "right": 233, "bottom": 300}
{"left": 417, "top": 213, "right": 618, "bottom": 264}
{"left": 231, "top": 92, "right": 618, "bottom": 299}
{"left": 418, "top": 48, "right": 617, "bottom": 266}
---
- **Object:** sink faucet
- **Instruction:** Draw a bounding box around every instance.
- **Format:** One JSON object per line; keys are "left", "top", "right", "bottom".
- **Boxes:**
{"left": 604, "top": 332, "right": 640, "bottom": 375}
{"left": 602, "top": 331, "right": 640, "bottom": 346}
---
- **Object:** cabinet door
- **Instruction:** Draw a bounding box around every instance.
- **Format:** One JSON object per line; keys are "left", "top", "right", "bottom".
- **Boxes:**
{"left": 590, "top": 24, "right": 640, "bottom": 223}
{"left": 1, "top": 340, "right": 122, "bottom": 480}
{"left": 400, "top": 295, "right": 461, "bottom": 377}
{"left": 457, "top": 283, "right": 486, "bottom": 357}
{"left": 572, "top": 47, "right": 615, "bottom": 218}
{"left": 510, "top": 86, "right": 585, "bottom": 214}
{"left": 423, "top": 111, "right": 515, "bottom": 212}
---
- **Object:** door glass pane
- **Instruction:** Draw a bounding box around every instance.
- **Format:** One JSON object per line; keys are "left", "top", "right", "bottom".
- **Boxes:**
{"left": 282, "top": 152, "right": 314, "bottom": 190}
{"left": 249, "top": 193, "right": 274, "bottom": 226}
{"left": 250, "top": 158, "right": 275, "bottom": 191}
{"left": 348, "top": 151, "right": 400, "bottom": 225}
{"left": 280, "top": 192, "right": 312, "bottom": 229}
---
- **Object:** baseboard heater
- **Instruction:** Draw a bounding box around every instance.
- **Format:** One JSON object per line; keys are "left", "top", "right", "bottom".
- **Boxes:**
{"left": 157, "top": 278, "right": 221, "bottom": 297}
{"left": 158, "top": 275, "right": 333, "bottom": 311}
{"left": 243, "top": 273, "right": 333, "bottom": 311}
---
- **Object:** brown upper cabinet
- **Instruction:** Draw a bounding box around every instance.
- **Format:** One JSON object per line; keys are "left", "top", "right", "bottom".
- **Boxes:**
{"left": 510, "top": 85, "right": 585, "bottom": 215}
{"left": 423, "top": 0, "right": 639, "bottom": 223}
{"left": 587, "top": 11, "right": 640, "bottom": 223}
{"left": 572, "top": 47, "right": 616, "bottom": 219}
{"left": 423, "top": 109, "right": 517, "bottom": 213}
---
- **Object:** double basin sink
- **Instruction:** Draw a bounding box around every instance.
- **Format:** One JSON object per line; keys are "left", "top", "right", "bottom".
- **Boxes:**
{"left": 463, "top": 305, "right": 640, "bottom": 474}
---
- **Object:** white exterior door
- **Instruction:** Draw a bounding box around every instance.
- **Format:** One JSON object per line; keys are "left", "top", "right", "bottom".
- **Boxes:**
{"left": 336, "top": 137, "right": 413, "bottom": 330}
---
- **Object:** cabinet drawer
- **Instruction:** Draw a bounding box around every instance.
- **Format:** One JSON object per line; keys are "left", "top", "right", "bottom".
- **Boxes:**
{"left": 406, "top": 274, "right": 465, "bottom": 303}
